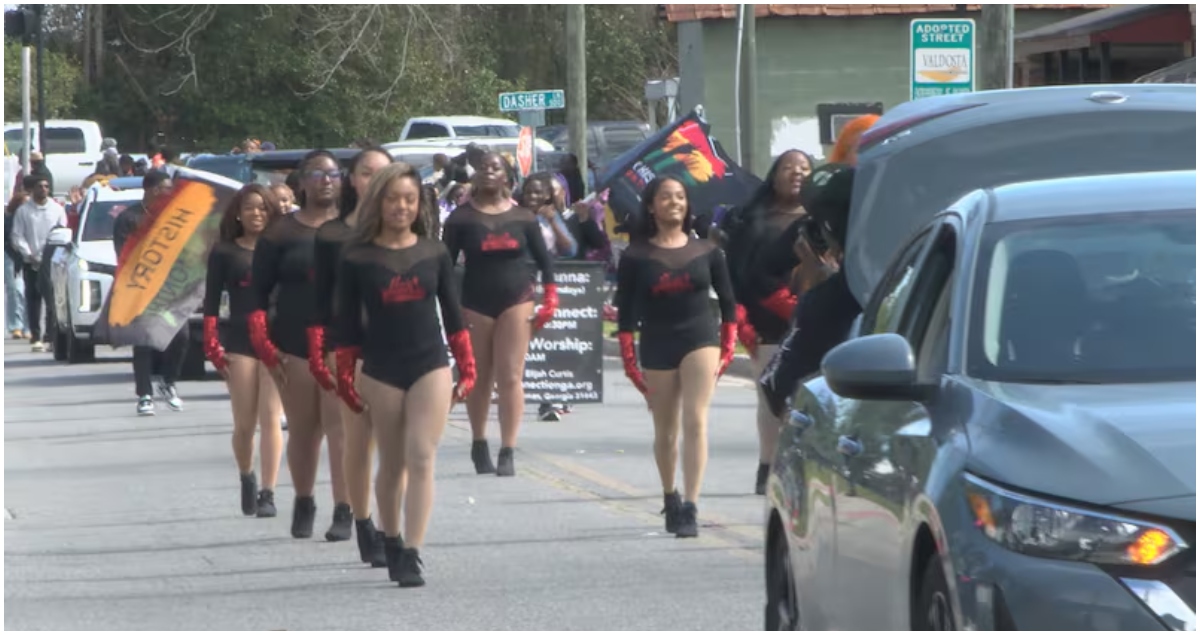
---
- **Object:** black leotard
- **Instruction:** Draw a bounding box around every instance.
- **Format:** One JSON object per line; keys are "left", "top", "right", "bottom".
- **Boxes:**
{"left": 615, "top": 237, "right": 737, "bottom": 370}
{"left": 313, "top": 218, "right": 355, "bottom": 349}
{"left": 335, "top": 238, "right": 465, "bottom": 391}
{"left": 742, "top": 213, "right": 806, "bottom": 343}
{"left": 442, "top": 204, "right": 555, "bottom": 319}
{"left": 251, "top": 214, "right": 320, "bottom": 359}
{"left": 203, "top": 240, "right": 256, "bottom": 356}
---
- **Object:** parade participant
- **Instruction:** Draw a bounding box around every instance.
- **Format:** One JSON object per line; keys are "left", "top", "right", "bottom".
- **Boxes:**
{"left": 203, "top": 184, "right": 285, "bottom": 518}
{"left": 613, "top": 175, "right": 737, "bottom": 538}
{"left": 443, "top": 152, "right": 557, "bottom": 477}
{"left": 758, "top": 164, "right": 861, "bottom": 420}
{"left": 333, "top": 162, "right": 477, "bottom": 587}
{"left": 112, "top": 171, "right": 187, "bottom": 414}
{"left": 718, "top": 150, "right": 814, "bottom": 495}
{"left": 248, "top": 150, "right": 351, "bottom": 541}
{"left": 310, "top": 146, "right": 394, "bottom": 567}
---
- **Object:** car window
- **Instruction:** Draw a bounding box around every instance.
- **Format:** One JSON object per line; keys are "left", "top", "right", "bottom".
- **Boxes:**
{"left": 4, "top": 129, "right": 25, "bottom": 156}
{"left": 454, "top": 124, "right": 520, "bottom": 138}
{"left": 861, "top": 228, "right": 932, "bottom": 336}
{"left": 81, "top": 200, "right": 132, "bottom": 242}
{"left": 43, "top": 128, "right": 86, "bottom": 154}
{"left": 917, "top": 282, "right": 953, "bottom": 382}
{"left": 188, "top": 156, "right": 250, "bottom": 183}
{"left": 407, "top": 123, "right": 449, "bottom": 139}
{"left": 969, "top": 210, "right": 1195, "bottom": 384}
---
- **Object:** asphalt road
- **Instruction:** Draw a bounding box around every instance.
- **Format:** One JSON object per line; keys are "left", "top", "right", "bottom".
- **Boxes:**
{"left": 4, "top": 339, "right": 767, "bottom": 630}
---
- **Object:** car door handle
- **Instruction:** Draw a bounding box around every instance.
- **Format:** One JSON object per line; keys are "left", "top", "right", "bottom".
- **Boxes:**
{"left": 787, "top": 409, "right": 813, "bottom": 432}
{"left": 78, "top": 161, "right": 94, "bottom": 167}
{"left": 837, "top": 435, "right": 863, "bottom": 457}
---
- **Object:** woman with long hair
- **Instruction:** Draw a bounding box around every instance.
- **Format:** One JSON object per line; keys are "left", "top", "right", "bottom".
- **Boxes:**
{"left": 717, "top": 149, "right": 814, "bottom": 495}
{"left": 334, "top": 163, "right": 477, "bottom": 587}
{"left": 203, "top": 184, "right": 285, "bottom": 517}
{"left": 248, "top": 150, "right": 351, "bottom": 541}
{"left": 443, "top": 152, "right": 557, "bottom": 477}
{"left": 614, "top": 175, "right": 737, "bottom": 538}
{"left": 309, "top": 147, "right": 394, "bottom": 566}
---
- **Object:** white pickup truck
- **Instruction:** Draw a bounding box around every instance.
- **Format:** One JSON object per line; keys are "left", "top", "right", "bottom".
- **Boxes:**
{"left": 3, "top": 119, "right": 104, "bottom": 196}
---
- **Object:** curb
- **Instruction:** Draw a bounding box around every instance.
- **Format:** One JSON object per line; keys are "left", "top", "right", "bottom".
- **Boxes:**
{"left": 601, "top": 337, "right": 757, "bottom": 381}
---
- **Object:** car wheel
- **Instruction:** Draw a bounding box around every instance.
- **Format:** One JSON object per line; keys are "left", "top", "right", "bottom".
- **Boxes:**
{"left": 765, "top": 528, "right": 799, "bottom": 630}
{"left": 66, "top": 330, "right": 95, "bottom": 364}
{"left": 53, "top": 328, "right": 68, "bottom": 362}
{"left": 915, "top": 554, "right": 956, "bottom": 631}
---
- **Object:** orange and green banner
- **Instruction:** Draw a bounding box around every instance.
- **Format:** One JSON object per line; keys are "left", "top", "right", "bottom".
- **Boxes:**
{"left": 94, "top": 168, "right": 241, "bottom": 350}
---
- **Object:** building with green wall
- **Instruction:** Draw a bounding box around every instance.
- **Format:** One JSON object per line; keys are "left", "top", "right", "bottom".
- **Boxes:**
{"left": 665, "top": 4, "right": 1104, "bottom": 174}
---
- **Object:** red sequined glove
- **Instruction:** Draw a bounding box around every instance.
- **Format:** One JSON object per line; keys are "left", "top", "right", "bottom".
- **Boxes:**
{"left": 447, "top": 329, "right": 477, "bottom": 401}
{"left": 203, "top": 316, "right": 228, "bottom": 374}
{"left": 761, "top": 287, "right": 798, "bottom": 322}
{"left": 735, "top": 305, "right": 759, "bottom": 357}
{"left": 306, "top": 326, "right": 336, "bottom": 392}
{"left": 247, "top": 310, "right": 280, "bottom": 368}
{"left": 718, "top": 321, "right": 738, "bottom": 377}
{"left": 334, "top": 347, "right": 364, "bottom": 414}
{"left": 617, "top": 331, "right": 648, "bottom": 396}
{"left": 532, "top": 283, "right": 559, "bottom": 331}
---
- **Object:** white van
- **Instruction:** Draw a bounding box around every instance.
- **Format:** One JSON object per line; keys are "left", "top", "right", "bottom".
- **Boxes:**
{"left": 399, "top": 116, "right": 554, "bottom": 152}
{"left": 3, "top": 119, "right": 104, "bottom": 195}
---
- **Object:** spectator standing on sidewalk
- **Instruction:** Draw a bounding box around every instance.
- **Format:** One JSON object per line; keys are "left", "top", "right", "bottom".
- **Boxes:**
{"left": 11, "top": 174, "right": 66, "bottom": 352}
{"left": 112, "top": 170, "right": 188, "bottom": 415}
{"left": 5, "top": 178, "right": 27, "bottom": 340}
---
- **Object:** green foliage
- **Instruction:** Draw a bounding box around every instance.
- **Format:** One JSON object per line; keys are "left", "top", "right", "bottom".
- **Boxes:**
{"left": 33, "top": 4, "right": 676, "bottom": 152}
{"left": 3, "top": 40, "right": 83, "bottom": 120}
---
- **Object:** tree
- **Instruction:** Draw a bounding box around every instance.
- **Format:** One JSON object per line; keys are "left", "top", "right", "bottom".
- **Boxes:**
{"left": 2, "top": 39, "right": 83, "bottom": 120}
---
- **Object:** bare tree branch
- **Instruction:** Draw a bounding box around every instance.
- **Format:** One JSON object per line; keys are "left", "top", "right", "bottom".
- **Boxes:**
{"left": 295, "top": 4, "right": 381, "bottom": 97}
{"left": 369, "top": 10, "right": 417, "bottom": 111}
{"left": 118, "top": 5, "right": 217, "bottom": 95}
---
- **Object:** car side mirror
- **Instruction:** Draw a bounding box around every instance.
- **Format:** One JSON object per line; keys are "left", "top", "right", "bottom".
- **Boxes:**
{"left": 47, "top": 227, "right": 73, "bottom": 247}
{"left": 821, "top": 333, "right": 932, "bottom": 402}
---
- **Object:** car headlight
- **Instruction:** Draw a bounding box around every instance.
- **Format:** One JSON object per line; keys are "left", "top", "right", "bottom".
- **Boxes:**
{"left": 964, "top": 474, "right": 1187, "bottom": 566}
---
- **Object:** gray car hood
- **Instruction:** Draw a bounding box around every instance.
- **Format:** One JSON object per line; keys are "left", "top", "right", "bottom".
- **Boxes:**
{"left": 962, "top": 380, "right": 1196, "bottom": 519}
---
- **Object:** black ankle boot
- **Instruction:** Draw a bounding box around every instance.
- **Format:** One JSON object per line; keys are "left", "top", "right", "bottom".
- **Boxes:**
{"left": 369, "top": 530, "right": 387, "bottom": 568}
{"left": 496, "top": 447, "right": 515, "bottom": 477}
{"left": 662, "top": 491, "right": 683, "bottom": 534}
{"left": 291, "top": 496, "right": 316, "bottom": 539}
{"left": 355, "top": 518, "right": 382, "bottom": 564}
{"left": 676, "top": 502, "right": 699, "bottom": 538}
{"left": 471, "top": 439, "right": 496, "bottom": 474}
{"left": 256, "top": 489, "right": 277, "bottom": 518}
{"left": 755, "top": 462, "right": 770, "bottom": 496}
{"left": 325, "top": 503, "right": 353, "bottom": 542}
{"left": 397, "top": 547, "right": 425, "bottom": 588}
{"left": 383, "top": 535, "right": 406, "bottom": 583}
{"left": 240, "top": 472, "right": 258, "bottom": 516}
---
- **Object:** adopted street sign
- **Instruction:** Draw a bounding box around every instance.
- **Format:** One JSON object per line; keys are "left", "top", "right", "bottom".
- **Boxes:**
{"left": 910, "top": 18, "right": 975, "bottom": 100}
{"left": 499, "top": 90, "right": 565, "bottom": 113}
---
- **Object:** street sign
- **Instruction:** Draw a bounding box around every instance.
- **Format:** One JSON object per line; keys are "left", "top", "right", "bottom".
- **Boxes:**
{"left": 516, "top": 126, "right": 534, "bottom": 177}
{"left": 910, "top": 18, "right": 975, "bottom": 100}
{"left": 499, "top": 90, "right": 565, "bottom": 113}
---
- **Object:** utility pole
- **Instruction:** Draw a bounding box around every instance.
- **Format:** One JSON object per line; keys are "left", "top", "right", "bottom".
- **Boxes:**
{"left": 979, "top": 4, "right": 1014, "bottom": 90}
{"left": 21, "top": 46, "right": 31, "bottom": 170}
{"left": 565, "top": 5, "right": 588, "bottom": 194}
{"left": 739, "top": 5, "right": 759, "bottom": 174}
{"left": 35, "top": 4, "right": 47, "bottom": 153}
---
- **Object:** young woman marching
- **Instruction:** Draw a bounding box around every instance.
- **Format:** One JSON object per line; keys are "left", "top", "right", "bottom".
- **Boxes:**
{"left": 614, "top": 176, "right": 737, "bottom": 538}
{"left": 333, "top": 163, "right": 477, "bottom": 587}
{"left": 718, "top": 150, "right": 814, "bottom": 495}
{"left": 309, "top": 147, "right": 395, "bottom": 567}
{"left": 203, "top": 184, "right": 285, "bottom": 517}
{"left": 443, "top": 152, "right": 557, "bottom": 477}
{"left": 248, "top": 150, "right": 351, "bottom": 541}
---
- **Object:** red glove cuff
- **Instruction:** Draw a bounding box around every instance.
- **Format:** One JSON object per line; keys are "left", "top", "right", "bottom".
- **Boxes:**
{"left": 203, "top": 316, "right": 227, "bottom": 372}
{"left": 761, "top": 287, "right": 798, "bottom": 322}
{"left": 718, "top": 321, "right": 738, "bottom": 377}
{"left": 617, "top": 331, "right": 648, "bottom": 395}
{"left": 306, "top": 326, "right": 336, "bottom": 392}
{"left": 247, "top": 310, "right": 280, "bottom": 368}
{"left": 334, "top": 347, "right": 364, "bottom": 413}
{"left": 533, "top": 283, "right": 559, "bottom": 330}
{"left": 447, "top": 329, "right": 477, "bottom": 399}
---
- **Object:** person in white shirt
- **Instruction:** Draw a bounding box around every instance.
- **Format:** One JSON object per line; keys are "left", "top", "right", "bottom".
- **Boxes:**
{"left": 12, "top": 174, "right": 67, "bottom": 351}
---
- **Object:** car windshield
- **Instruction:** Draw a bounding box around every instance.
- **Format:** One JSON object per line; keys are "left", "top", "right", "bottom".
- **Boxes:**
{"left": 968, "top": 211, "right": 1196, "bottom": 384}
{"left": 454, "top": 124, "right": 520, "bottom": 138}
{"left": 81, "top": 200, "right": 134, "bottom": 242}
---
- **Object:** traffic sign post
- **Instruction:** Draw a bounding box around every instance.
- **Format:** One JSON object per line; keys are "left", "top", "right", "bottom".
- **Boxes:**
{"left": 499, "top": 90, "right": 566, "bottom": 113}
{"left": 910, "top": 19, "right": 976, "bottom": 100}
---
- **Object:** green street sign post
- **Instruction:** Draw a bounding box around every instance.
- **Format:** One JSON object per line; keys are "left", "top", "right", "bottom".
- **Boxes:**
{"left": 910, "top": 18, "right": 975, "bottom": 100}
{"left": 499, "top": 90, "right": 566, "bottom": 113}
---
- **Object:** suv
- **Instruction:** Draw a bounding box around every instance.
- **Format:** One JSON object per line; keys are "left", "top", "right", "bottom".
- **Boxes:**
{"left": 186, "top": 148, "right": 363, "bottom": 186}
{"left": 537, "top": 121, "right": 651, "bottom": 170}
